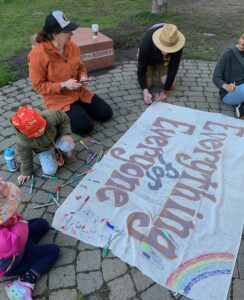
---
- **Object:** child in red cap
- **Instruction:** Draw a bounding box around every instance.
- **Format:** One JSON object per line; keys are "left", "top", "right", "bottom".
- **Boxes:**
{"left": 0, "top": 178, "right": 60, "bottom": 300}
{"left": 11, "top": 106, "right": 75, "bottom": 184}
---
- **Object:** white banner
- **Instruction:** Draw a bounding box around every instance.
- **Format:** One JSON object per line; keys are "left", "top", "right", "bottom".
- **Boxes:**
{"left": 53, "top": 103, "right": 244, "bottom": 300}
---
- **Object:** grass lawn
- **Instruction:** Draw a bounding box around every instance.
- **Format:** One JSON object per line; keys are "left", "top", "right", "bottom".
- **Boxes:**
{"left": 1, "top": 0, "right": 151, "bottom": 85}
{"left": 0, "top": 0, "right": 243, "bottom": 86}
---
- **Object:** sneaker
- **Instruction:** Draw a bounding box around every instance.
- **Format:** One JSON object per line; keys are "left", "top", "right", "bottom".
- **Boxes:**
{"left": 5, "top": 280, "right": 34, "bottom": 300}
{"left": 235, "top": 103, "right": 244, "bottom": 118}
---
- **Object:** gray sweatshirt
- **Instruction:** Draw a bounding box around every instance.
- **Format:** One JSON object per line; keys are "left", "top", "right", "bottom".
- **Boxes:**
{"left": 212, "top": 47, "right": 244, "bottom": 100}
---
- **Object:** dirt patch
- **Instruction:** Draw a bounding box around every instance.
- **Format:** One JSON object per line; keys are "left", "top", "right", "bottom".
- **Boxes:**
{"left": 9, "top": 0, "right": 244, "bottom": 79}
{"left": 10, "top": 50, "right": 30, "bottom": 79}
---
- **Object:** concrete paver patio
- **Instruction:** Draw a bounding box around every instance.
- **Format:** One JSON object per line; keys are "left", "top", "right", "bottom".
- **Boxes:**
{"left": 0, "top": 59, "right": 243, "bottom": 300}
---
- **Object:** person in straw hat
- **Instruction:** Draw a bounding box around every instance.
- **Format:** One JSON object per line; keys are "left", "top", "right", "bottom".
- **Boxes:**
{"left": 0, "top": 178, "right": 60, "bottom": 300}
{"left": 137, "top": 23, "right": 185, "bottom": 104}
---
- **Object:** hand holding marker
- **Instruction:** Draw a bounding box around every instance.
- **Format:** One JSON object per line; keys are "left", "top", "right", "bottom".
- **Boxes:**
{"left": 79, "top": 76, "right": 94, "bottom": 83}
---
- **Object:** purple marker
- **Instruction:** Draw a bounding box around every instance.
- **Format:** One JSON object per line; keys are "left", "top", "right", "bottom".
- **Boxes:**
{"left": 142, "top": 252, "right": 164, "bottom": 269}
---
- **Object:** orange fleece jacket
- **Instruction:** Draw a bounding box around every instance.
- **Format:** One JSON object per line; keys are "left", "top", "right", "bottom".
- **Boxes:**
{"left": 28, "top": 40, "right": 94, "bottom": 112}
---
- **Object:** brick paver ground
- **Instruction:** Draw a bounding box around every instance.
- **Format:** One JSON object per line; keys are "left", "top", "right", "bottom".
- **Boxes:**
{"left": 0, "top": 59, "right": 243, "bottom": 300}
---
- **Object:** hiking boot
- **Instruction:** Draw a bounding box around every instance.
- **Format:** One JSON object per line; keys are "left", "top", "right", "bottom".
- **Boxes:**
{"left": 235, "top": 103, "right": 244, "bottom": 118}
{"left": 5, "top": 280, "right": 34, "bottom": 300}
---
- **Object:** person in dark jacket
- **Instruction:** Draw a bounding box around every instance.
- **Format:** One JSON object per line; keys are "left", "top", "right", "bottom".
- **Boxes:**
{"left": 212, "top": 32, "right": 244, "bottom": 118}
{"left": 11, "top": 106, "right": 75, "bottom": 184}
{"left": 137, "top": 23, "right": 185, "bottom": 104}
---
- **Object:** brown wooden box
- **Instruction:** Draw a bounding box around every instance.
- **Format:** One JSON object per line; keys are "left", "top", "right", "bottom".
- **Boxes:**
{"left": 31, "top": 27, "right": 114, "bottom": 71}
{"left": 72, "top": 28, "right": 114, "bottom": 71}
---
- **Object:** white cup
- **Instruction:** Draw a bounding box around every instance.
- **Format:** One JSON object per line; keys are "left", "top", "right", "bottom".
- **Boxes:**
{"left": 91, "top": 24, "right": 99, "bottom": 38}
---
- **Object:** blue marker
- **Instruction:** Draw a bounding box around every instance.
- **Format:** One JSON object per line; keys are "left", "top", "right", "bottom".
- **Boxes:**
{"left": 106, "top": 222, "right": 124, "bottom": 234}
{"left": 61, "top": 177, "right": 80, "bottom": 187}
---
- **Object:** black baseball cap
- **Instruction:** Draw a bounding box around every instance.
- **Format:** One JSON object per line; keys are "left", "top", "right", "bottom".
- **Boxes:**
{"left": 44, "top": 10, "right": 79, "bottom": 34}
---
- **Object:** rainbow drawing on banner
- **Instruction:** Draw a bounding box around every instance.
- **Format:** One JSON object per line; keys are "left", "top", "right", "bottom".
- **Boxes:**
{"left": 166, "top": 252, "right": 235, "bottom": 295}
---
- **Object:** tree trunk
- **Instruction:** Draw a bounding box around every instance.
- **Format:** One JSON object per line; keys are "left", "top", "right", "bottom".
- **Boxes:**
{"left": 152, "top": 0, "right": 168, "bottom": 14}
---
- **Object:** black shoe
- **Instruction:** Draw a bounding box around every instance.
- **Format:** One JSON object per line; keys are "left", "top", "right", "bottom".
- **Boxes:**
{"left": 235, "top": 103, "right": 244, "bottom": 118}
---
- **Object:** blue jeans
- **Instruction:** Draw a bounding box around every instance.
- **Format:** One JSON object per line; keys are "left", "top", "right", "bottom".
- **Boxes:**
{"left": 38, "top": 137, "right": 74, "bottom": 175}
{"left": 5, "top": 218, "right": 59, "bottom": 277}
{"left": 222, "top": 83, "right": 244, "bottom": 105}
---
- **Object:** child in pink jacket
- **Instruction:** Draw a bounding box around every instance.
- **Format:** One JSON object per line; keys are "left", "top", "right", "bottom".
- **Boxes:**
{"left": 0, "top": 178, "right": 60, "bottom": 300}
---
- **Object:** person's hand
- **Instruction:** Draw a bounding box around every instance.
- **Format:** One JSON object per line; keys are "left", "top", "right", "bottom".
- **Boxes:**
{"left": 143, "top": 89, "right": 153, "bottom": 104}
{"left": 62, "top": 79, "right": 82, "bottom": 90}
{"left": 79, "top": 76, "right": 89, "bottom": 87}
{"left": 60, "top": 135, "right": 74, "bottom": 145}
{"left": 223, "top": 82, "right": 236, "bottom": 92}
{"left": 18, "top": 175, "right": 31, "bottom": 185}
{"left": 14, "top": 212, "right": 23, "bottom": 221}
{"left": 154, "top": 90, "right": 169, "bottom": 102}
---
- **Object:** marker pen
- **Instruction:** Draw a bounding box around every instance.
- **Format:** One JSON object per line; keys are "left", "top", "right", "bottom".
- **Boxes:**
{"left": 49, "top": 193, "right": 60, "bottom": 207}
{"left": 142, "top": 252, "right": 164, "bottom": 269}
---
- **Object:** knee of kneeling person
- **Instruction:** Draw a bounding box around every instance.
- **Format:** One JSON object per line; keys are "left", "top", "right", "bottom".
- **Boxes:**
{"left": 102, "top": 106, "right": 113, "bottom": 121}
{"left": 42, "top": 165, "right": 58, "bottom": 176}
{"left": 53, "top": 244, "right": 61, "bottom": 258}
{"left": 72, "top": 122, "right": 94, "bottom": 135}
{"left": 58, "top": 139, "right": 75, "bottom": 153}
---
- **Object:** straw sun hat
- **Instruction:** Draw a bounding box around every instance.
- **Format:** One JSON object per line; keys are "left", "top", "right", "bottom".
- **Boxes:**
{"left": 152, "top": 24, "right": 185, "bottom": 53}
{"left": 0, "top": 178, "right": 21, "bottom": 225}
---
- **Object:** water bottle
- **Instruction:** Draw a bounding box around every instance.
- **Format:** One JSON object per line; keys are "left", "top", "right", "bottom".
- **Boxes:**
{"left": 4, "top": 148, "right": 18, "bottom": 172}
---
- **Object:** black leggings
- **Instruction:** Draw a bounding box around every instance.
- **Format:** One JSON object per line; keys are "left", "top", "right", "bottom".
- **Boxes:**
{"left": 6, "top": 218, "right": 59, "bottom": 277}
{"left": 66, "top": 94, "right": 113, "bottom": 134}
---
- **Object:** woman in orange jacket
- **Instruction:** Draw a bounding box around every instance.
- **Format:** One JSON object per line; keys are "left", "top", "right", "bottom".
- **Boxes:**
{"left": 28, "top": 10, "right": 113, "bottom": 134}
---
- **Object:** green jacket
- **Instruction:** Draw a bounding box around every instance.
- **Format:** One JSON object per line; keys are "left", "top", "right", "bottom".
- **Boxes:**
{"left": 11, "top": 109, "right": 72, "bottom": 176}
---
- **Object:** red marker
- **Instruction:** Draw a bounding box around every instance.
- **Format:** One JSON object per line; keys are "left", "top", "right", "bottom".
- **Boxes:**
{"left": 56, "top": 186, "right": 60, "bottom": 202}
{"left": 77, "top": 196, "right": 90, "bottom": 212}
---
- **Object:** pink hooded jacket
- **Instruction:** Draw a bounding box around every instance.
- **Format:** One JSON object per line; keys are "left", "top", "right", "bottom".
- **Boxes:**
{"left": 0, "top": 215, "right": 29, "bottom": 259}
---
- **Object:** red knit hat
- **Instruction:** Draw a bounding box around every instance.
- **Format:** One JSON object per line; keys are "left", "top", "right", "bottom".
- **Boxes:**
{"left": 11, "top": 106, "right": 47, "bottom": 138}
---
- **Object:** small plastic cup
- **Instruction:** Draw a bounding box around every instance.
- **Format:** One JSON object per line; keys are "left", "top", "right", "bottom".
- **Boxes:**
{"left": 91, "top": 24, "right": 99, "bottom": 38}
